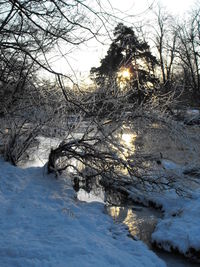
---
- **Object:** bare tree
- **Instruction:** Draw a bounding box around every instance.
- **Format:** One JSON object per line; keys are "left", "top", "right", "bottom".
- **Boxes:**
{"left": 176, "top": 7, "right": 200, "bottom": 97}
{"left": 47, "top": 77, "right": 200, "bottom": 198}
{"left": 151, "top": 5, "right": 177, "bottom": 86}
{"left": 0, "top": 0, "right": 111, "bottom": 163}
{"left": 0, "top": 1, "right": 199, "bottom": 199}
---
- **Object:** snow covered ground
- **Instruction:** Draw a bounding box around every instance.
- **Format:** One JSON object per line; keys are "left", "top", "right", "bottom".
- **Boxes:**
{"left": 0, "top": 158, "right": 166, "bottom": 267}
{"left": 128, "top": 159, "right": 200, "bottom": 262}
{"left": 1, "top": 131, "right": 200, "bottom": 266}
{"left": 118, "top": 157, "right": 200, "bottom": 262}
{"left": 151, "top": 188, "right": 200, "bottom": 261}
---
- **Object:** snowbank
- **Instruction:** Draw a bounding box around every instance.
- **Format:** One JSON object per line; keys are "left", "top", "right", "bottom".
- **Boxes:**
{"left": 148, "top": 159, "right": 200, "bottom": 260}
{"left": 0, "top": 159, "right": 165, "bottom": 267}
{"left": 152, "top": 190, "right": 200, "bottom": 261}
{"left": 124, "top": 158, "right": 200, "bottom": 261}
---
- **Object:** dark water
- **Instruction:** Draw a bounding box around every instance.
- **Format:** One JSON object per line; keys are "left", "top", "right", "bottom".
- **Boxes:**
{"left": 106, "top": 204, "right": 199, "bottom": 267}
{"left": 24, "top": 133, "right": 199, "bottom": 267}
{"left": 74, "top": 178, "right": 200, "bottom": 267}
{"left": 106, "top": 204, "right": 160, "bottom": 247}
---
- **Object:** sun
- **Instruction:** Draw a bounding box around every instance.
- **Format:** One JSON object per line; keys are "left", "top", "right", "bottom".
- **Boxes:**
{"left": 121, "top": 69, "right": 131, "bottom": 79}
{"left": 121, "top": 133, "right": 132, "bottom": 145}
{"left": 118, "top": 67, "right": 131, "bottom": 80}
{"left": 117, "top": 67, "right": 132, "bottom": 89}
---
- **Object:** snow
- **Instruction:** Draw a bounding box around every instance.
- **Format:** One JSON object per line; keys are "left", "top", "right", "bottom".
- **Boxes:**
{"left": 0, "top": 158, "right": 165, "bottom": 267}
{"left": 2, "top": 130, "right": 200, "bottom": 265}
{"left": 22, "top": 136, "right": 61, "bottom": 167}
{"left": 186, "top": 109, "right": 200, "bottom": 117}
{"left": 131, "top": 187, "right": 200, "bottom": 260}
{"left": 161, "top": 159, "right": 182, "bottom": 171}
{"left": 152, "top": 189, "right": 200, "bottom": 257}
{"left": 124, "top": 158, "right": 200, "bottom": 260}
{"left": 77, "top": 188, "right": 105, "bottom": 203}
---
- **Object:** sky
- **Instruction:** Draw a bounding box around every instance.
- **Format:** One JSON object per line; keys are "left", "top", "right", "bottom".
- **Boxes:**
{"left": 109, "top": 0, "right": 195, "bottom": 15}
{"left": 48, "top": 0, "right": 197, "bottom": 83}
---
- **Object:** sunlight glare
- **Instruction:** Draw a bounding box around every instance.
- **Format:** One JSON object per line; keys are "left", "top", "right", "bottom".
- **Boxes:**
{"left": 122, "top": 133, "right": 132, "bottom": 146}
{"left": 122, "top": 69, "right": 130, "bottom": 79}
{"left": 118, "top": 68, "right": 131, "bottom": 80}
{"left": 121, "top": 132, "right": 137, "bottom": 158}
{"left": 107, "top": 206, "right": 121, "bottom": 219}
{"left": 117, "top": 68, "right": 132, "bottom": 89}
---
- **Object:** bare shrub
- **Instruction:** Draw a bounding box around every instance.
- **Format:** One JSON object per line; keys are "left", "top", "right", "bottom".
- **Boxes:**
{"left": 0, "top": 116, "right": 42, "bottom": 165}
{"left": 47, "top": 86, "right": 197, "bottom": 195}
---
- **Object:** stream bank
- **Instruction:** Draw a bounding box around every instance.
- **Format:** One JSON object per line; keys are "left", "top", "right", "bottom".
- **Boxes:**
{"left": 75, "top": 181, "right": 200, "bottom": 267}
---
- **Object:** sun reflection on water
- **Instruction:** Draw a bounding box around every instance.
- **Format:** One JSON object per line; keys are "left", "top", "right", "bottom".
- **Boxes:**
{"left": 107, "top": 206, "right": 159, "bottom": 246}
{"left": 121, "top": 133, "right": 132, "bottom": 145}
{"left": 120, "top": 131, "right": 137, "bottom": 156}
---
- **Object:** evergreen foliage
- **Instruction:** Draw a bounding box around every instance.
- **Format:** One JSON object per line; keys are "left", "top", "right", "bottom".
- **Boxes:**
{"left": 91, "top": 23, "right": 158, "bottom": 103}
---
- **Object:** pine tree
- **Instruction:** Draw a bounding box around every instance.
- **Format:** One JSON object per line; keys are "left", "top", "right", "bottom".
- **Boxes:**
{"left": 91, "top": 23, "right": 158, "bottom": 103}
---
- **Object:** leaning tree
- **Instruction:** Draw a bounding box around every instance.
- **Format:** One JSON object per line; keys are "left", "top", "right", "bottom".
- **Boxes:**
{"left": 0, "top": 0, "right": 109, "bottom": 105}
{"left": 0, "top": 0, "right": 113, "bottom": 164}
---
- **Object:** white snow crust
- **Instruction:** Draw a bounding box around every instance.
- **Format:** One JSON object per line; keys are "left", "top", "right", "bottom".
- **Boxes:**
{"left": 125, "top": 158, "right": 200, "bottom": 259}
{"left": 152, "top": 189, "right": 200, "bottom": 256}
{"left": 149, "top": 159, "right": 200, "bottom": 257}
{"left": 0, "top": 159, "right": 165, "bottom": 267}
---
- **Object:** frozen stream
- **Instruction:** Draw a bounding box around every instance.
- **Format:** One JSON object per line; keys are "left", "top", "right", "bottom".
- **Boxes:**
{"left": 107, "top": 204, "right": 200, "bottom": 267}
{"left": 23, "top": 131, "right": 200, "bottom": 267}
{"left": 77, "top": 188, "right": 200, "bottom": 267}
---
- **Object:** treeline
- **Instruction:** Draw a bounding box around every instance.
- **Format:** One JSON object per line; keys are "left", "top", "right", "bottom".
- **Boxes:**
{"left": 0, "top": 1, "right": 199, "bottom": 169}
{"left": 0, "top": 1, "right": 199, "bottom": 115}
{"left": 90, "top": 5, "right": 200, "bottom": 108}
